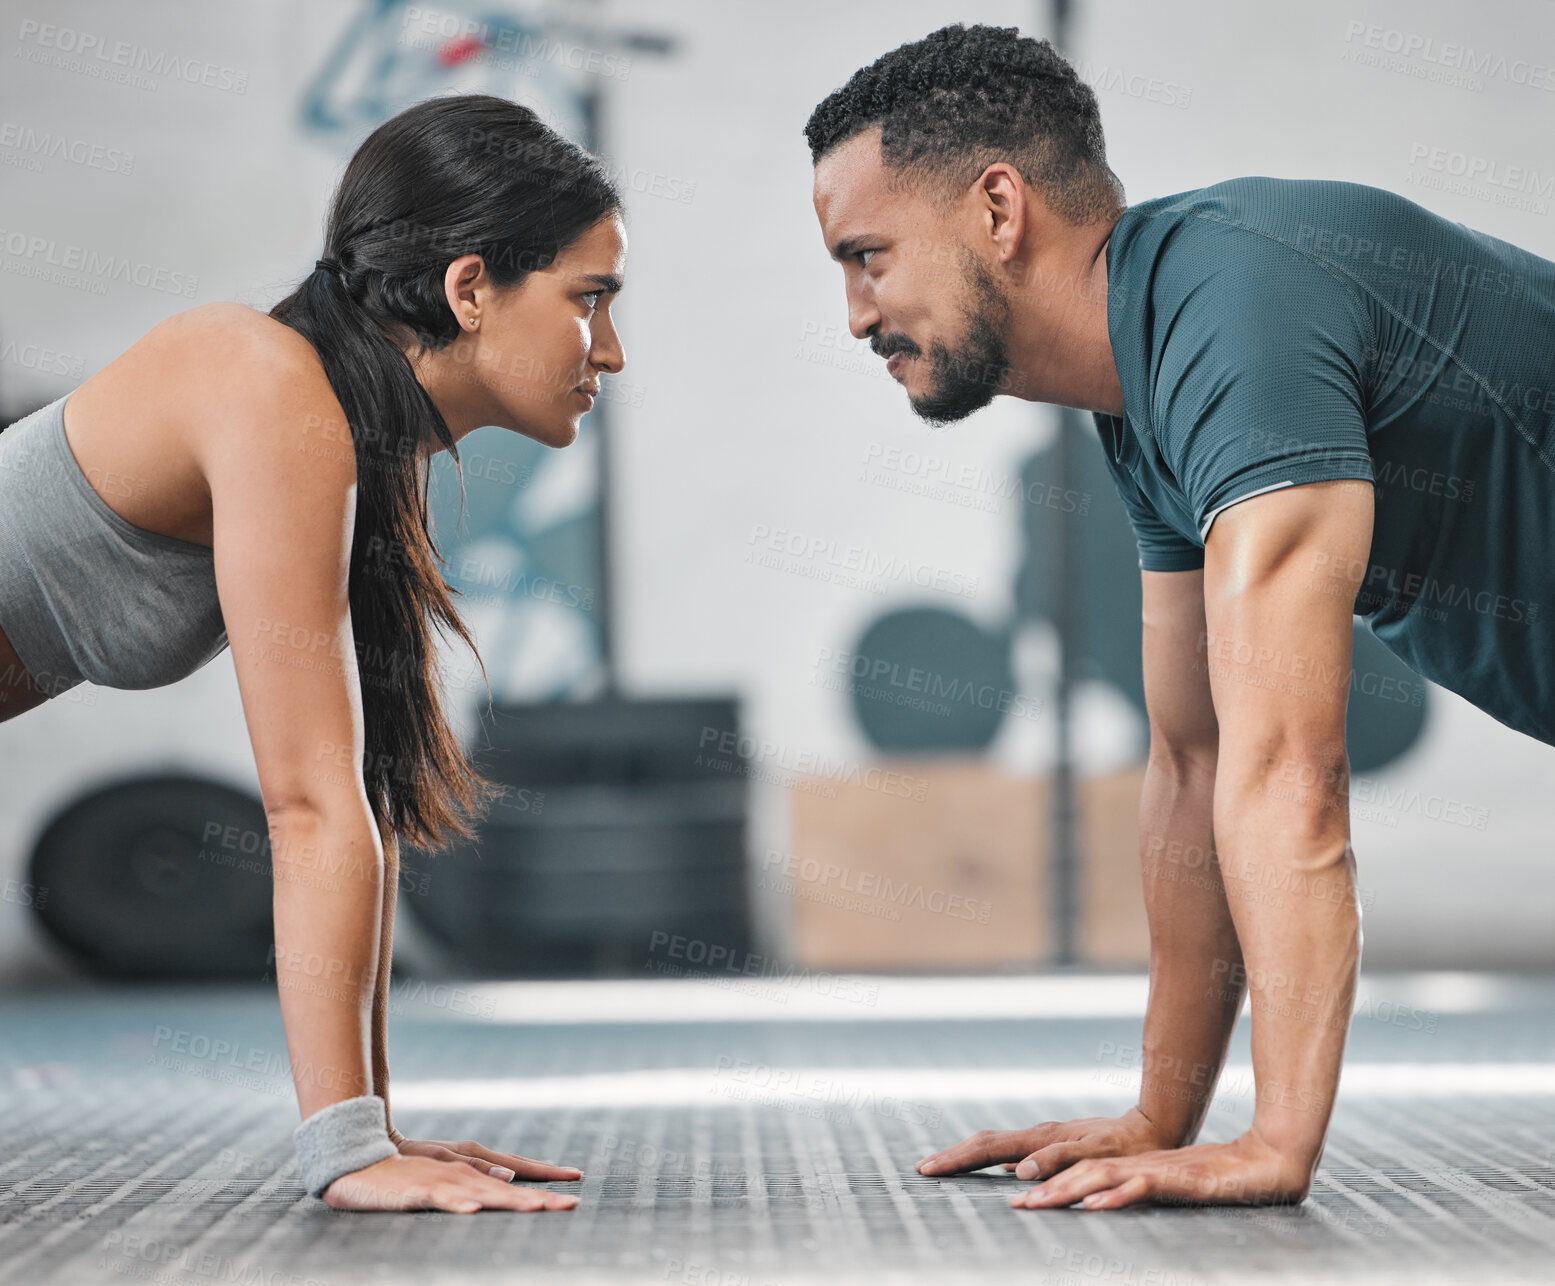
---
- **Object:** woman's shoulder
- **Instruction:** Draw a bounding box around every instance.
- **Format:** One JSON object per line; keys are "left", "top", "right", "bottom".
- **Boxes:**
{"left": 157, "top": 303, "right": 352, "bottom": 484}
{"left": 169, "top": 301, "right": 326, "bottom": 383}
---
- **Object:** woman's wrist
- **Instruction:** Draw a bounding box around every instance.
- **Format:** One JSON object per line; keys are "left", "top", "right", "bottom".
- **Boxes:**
{"left": 293, "top": 1094, "right": 400, "bottom": 1198}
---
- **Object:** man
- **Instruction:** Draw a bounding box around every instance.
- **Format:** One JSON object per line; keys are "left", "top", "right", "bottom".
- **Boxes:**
{"left": 804, "top": 23, "right": 1555, "bottom": 1211}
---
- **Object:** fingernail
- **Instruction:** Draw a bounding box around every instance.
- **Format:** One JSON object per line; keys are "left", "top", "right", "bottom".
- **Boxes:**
{"left": 491, "top": 1166, "right": 515, "bottom": 1182}
{"left": 1015, "top": 1162, "right": 1036, "bottom": 1180}
{"left": 1083, "top": 1194, "right": 1101, "bottom": 1208}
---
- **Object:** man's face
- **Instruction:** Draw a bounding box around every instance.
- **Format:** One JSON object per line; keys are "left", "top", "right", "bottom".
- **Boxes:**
{"left": 812, "top": 129, "right": 1012, "bottom": 425}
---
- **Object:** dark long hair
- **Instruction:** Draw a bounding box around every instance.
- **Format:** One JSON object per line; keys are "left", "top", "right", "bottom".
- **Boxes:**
{"left": 268, "top": 93, "right": 622, "bottom": 850}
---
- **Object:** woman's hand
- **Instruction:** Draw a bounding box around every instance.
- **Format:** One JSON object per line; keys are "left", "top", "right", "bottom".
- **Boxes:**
{"left": 321, "top": 1154, "right": 579, "bottom": 1213}
{"left": 389, "top": 1132, "right": 583, "bottom": 1185}
{"left": 917, "top": 1107, "right": 1172, "bottom": 1180}
{"left": 1009, "top": 1130, "right": 1313, "bottom": 1210}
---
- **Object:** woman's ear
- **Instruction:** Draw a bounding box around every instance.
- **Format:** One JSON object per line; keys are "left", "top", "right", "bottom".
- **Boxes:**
{"left": 442, "top": 254, "right": 486, "bottom": 327}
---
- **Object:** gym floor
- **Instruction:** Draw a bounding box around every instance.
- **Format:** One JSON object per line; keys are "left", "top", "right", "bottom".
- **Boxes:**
{"left": 2, "top": 974, "right": 1553, "bottom": 1286}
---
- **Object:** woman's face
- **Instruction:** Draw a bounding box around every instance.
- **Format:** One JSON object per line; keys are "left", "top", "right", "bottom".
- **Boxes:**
{"left": 439, "top": 212, "right": 627, "bottom": 449}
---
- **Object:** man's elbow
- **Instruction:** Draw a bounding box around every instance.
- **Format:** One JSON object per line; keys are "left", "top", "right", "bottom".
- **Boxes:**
{"left": 1147, "top": 733, "right": 1220, "bottom": 786}
{"left": 1215, "top": 733, "right": 1352, "bottom": 839}
{"left": 1221, "top": 723, "right": 1347, "bottom": 793}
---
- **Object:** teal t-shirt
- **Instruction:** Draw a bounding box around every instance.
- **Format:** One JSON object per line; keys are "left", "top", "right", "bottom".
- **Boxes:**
{"left": 1095, "top": 176, "right": 1555, "bottom": 746}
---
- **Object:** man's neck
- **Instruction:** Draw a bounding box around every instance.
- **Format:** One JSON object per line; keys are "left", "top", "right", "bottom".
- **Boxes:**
{"left": 1005, "top": 220, "right": 1126, "bottom": 418}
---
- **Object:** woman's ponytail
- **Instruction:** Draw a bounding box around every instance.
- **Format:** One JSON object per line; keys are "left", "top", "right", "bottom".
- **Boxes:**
{"left": 267, "top": 94, "right": 622, "bottom": 850}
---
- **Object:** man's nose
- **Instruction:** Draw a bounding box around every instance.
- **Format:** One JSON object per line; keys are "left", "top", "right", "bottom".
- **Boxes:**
{"left": 845, "top": 279, "right": 883, "bottom": 342}
{"left": 846, "top": 292, "right": 880, "bottom": 342}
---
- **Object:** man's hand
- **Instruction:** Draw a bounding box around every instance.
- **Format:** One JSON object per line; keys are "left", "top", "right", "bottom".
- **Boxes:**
{"left": 390, "top": 1133, "right": 583, "bottom": 1184}
{"left": 1008, "top": 1129, "right": 1311, "bottom": 1210}
{"left": 917, "top": 1108, "right": 1170, "bottom": 1179}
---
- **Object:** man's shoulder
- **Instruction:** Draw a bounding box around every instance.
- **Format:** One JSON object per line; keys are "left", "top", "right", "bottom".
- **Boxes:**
{"left": 1123, "top": 174, "right": 1397, "bottom": 219}
{"left": 1116, "top": 176, "right": 1408, "bottom": 254}
{"left": 1108, "top": 177, "right": 1403, "bottom": 326}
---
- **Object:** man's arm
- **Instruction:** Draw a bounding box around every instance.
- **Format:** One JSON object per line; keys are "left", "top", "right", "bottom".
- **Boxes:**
{"left": 1014, "top": 478, "right": 1372, "bottom": 1209}
{"left": 1132, "top": 566, "right": 1245, "bottom": 1149}
{"left": 918, "top": 566, "right": 1246, "bottom": 1182}
{"left": 1197, "top": 478, "right": 1370, "bottom": 1171}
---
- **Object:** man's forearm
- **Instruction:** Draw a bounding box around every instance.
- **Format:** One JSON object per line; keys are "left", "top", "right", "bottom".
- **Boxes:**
{"left": 1136, "top": 749, "right": 1247, "bottom": 1146}
{"left": 270, "top": 808, "right": 385, "bottom": 1120}
{"left": 1215, "top": 752, "right": 1360, "bottom": 1174}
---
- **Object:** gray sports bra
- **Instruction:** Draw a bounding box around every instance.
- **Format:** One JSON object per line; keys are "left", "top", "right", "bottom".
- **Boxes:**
{"left": 0, "top": 391, "right": 229, "bottom": 693}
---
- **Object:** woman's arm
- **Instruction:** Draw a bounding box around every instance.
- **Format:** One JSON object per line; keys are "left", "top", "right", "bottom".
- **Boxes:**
{"left": 373, "top": 818, "right": 403, "bottom": 1144}
{"left": 368, "top": 793, "right": 585, "bottom": 1185}
{"left": 269, "top": 806, "right": 384, "bottom": 1117}
{"left": 201, "top": 337, "right": 569, "bottom": 1211}
{"left": 201, "top": 347, "right": 387, "bottom": 1125}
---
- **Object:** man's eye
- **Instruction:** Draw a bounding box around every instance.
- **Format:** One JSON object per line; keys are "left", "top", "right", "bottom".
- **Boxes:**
{"left": 582, "top": 290, "right": 603, "bottom": 309}
{"left": 859, "top": 249, "right": 878, "bottom": 268}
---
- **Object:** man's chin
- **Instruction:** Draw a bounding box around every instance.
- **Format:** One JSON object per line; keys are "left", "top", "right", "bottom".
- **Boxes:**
{"left": 907, "top": 387, "right": 996, "bottom": 426}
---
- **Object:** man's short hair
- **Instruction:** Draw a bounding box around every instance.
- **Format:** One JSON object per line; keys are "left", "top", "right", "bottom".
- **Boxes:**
{"left": 804, "top": 23, "right": 1124, "bottom": 224}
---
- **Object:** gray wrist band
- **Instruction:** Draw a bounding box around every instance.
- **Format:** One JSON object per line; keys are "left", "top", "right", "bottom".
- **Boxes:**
{"left": 292, "top": 1094, "right": 400, "bottom": 1198}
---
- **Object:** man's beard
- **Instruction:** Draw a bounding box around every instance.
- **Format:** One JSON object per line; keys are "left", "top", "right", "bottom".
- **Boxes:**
{"left": 875, "top": 257, "right": 1013, "bottom": 426}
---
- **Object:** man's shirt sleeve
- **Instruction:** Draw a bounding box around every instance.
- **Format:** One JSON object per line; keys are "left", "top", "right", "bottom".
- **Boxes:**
{"left": 1095, "top": 430, "right": 1209, "bottom": 571}
{"left": 1148, "top": 221, "right": 1378, "bottom": 541}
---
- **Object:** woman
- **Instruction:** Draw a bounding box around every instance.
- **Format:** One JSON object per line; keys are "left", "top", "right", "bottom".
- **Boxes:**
{"left": 0, "top": 94, "right": 625, "bottom": 1214}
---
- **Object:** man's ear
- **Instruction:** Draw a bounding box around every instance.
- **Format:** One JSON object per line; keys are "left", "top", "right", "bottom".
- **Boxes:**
{"left": 977, "top": 162, "right": 1028, "bottom": 265}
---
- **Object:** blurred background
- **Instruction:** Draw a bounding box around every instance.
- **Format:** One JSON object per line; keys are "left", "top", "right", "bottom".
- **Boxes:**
{"left": 3, "top": 0, "right": 1554, "bottom": 990}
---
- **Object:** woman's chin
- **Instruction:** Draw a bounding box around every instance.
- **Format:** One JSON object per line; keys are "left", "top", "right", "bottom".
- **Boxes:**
{"left": 507, "top": 415, "right": 578, "bottom": 449}
{"left": 541, "top": 419, "right": 580, "bottom": 449}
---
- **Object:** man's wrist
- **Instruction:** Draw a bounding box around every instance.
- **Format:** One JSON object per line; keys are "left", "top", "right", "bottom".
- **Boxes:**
{"left": 1127, "top": 1103, "right": 1170, "bottom": 1143}
{"left": 1239, "top": 1125, "right": 1318, "bottom": 1200}
{"left": 1130, "top": 1099, "right": 1202, "bottom": 1150}
{"left": 1246, "top": 1120, "right": 1321, "bottom": 1171}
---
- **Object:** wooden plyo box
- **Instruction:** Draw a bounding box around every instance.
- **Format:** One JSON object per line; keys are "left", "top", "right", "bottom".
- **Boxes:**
{"left": 779, "top": 758, "right": 1150, "bottom": 969}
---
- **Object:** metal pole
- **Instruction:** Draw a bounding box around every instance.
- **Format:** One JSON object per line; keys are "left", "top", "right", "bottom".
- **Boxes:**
{"left": 1052, "top": 410, "right": 1082, "bottom": 966}
{"left": 574, "top": 82, "right": 618, "bottom": 696}
{"left": 558, "top": 15, "right": 677, "bottom": 698}
{"left": 1048, "top": 0, "right": 1082, "bottom": 967}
